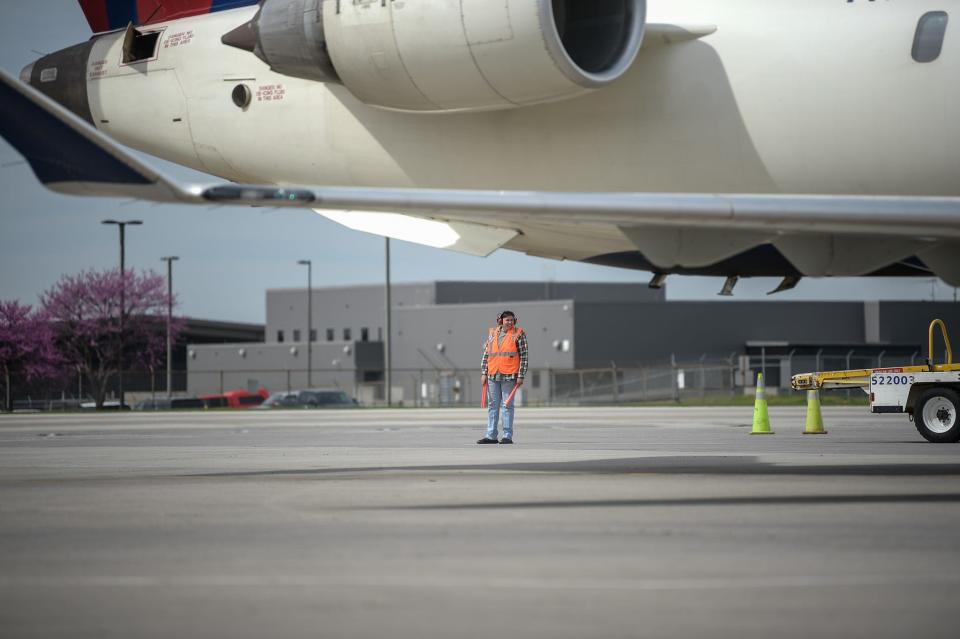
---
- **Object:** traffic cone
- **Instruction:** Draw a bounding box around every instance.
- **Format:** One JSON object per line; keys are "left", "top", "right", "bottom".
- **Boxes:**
{"left": 750, "top": 373, "right": 774, "bottom": 435}
{"left": 803, "top": 389, "right": 827, "bottom": 435}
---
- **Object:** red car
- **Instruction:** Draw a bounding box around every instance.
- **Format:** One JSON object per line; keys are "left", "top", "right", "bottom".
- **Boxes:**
{"left": 199, "top": 388, "right": 269, "bottom": 409}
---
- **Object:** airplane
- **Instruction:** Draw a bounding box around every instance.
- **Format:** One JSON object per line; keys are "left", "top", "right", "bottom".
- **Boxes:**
{"left": 1, "top": 0, "right": 958, "bottom": 295}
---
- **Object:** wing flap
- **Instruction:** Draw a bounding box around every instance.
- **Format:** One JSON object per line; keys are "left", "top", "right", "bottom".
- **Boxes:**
{"left": 314, "top": 209, "right": 518, "bottom": 257}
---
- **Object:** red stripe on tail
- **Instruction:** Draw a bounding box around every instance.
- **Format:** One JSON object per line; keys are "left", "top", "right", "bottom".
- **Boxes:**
{"left": 77, "top": 0, "right": 110, "bottom": 33}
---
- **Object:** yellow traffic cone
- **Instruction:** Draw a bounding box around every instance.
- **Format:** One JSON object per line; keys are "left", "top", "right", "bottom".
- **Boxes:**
{"left": 803, "top": 389, "right": 827, "bottom": 435}
{"left": 750, "top": 373, "right": 774, "bottom": 435}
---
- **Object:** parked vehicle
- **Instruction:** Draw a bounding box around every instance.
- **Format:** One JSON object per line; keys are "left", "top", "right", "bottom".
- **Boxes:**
{"left": 199, "top": 389, "right": 269, "bottom": 409}
{"left": 258, "top": 389, "right": 358, "bottom": 409}
{"left": 80, "top": 401, "right": 130, "bottom": 410}
{"left": 134, "top": 397, "right": 207, "bottom": 411}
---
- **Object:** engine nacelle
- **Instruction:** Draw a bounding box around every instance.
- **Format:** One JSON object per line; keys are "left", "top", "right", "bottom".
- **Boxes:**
{"left": 225, "top": 0, "right": 646, "bottom": 113}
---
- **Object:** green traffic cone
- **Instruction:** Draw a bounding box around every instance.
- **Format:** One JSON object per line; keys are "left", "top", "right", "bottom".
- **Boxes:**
{"left": 803, "top": 389, "right": 827, "bottom": 435}
{"left": 751, "top": 373, "right": 774, "bottom": 435}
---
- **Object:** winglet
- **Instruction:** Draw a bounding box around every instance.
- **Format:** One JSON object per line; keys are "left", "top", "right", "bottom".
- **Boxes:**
{"left": 0, "top": 68, "right": 198, "bottom": 203}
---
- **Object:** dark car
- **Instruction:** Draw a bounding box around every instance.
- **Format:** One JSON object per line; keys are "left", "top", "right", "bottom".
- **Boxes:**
{"left": 80, "top": 400, "right": 131, "bottom": 410}
{"left": 134, "top": 398, "right": 170, "bottom": 411}
{"left": 135, "top": 397, "right": 207, "bottom": 411}
{"left": 257, "top": 389, "right": 358, "bottom": 409}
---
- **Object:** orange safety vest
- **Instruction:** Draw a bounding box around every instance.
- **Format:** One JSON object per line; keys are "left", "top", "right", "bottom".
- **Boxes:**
{"left": 486, "top": 326, "right": 524, "bottom": 376}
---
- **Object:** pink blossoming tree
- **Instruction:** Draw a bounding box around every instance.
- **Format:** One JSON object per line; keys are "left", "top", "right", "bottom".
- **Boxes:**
{"left": 0, "top": 301, "right": 60, "bottom": 412}
{"left": 41, "top": 269, "right": 183, "bottom": 408}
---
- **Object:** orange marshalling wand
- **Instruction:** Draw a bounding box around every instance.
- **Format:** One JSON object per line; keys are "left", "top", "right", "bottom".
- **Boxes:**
{"left": 504, "top": 384, "right": 520, "bottom": 408}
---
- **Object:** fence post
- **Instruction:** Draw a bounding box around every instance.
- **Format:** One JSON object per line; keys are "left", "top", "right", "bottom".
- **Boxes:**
{"left": 845, "top": 349, "right": 855, "bottom": 399}
{"left": 698, "top": 354, "right": 706, "bottom": 399}
{"left": 671, "top": 353, "right": 679, "bottom": 402}
{"left": 611, "top": 362, "right": 618, "bottom": 403}
{"left": 727, "top": 352, "right": 737, "bottom": 396}
{"left": 3, "top": 365, "right": 9, "bottom": 413}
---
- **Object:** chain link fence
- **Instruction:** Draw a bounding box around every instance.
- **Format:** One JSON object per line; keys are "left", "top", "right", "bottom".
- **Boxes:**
{"left": 3, "top": 347, "right": 929, "bottom": 411}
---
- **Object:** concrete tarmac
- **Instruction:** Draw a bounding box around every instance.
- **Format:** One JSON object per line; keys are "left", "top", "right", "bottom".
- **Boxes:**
{"left": 1, "top": 406, "right": 959, "bottom": 638}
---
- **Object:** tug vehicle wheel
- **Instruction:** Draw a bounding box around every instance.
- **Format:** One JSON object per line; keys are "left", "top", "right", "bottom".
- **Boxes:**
{"left": 914, "top": 387, "right": 960, "bottom": 443}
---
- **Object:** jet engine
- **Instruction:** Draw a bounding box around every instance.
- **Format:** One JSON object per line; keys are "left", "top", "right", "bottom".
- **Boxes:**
{"left": 223, "top": 0, "right": 646, "bottom": 112}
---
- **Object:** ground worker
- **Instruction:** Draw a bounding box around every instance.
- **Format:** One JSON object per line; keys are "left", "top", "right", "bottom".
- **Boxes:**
{"left": 477, "top": 310, "right": 528, "bottom": 444}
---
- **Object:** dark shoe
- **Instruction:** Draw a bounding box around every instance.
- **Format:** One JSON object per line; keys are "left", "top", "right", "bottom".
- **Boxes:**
{"left": 499, "top": 438, "right": 514, "bottom": 444}
{"left": 477, "top": 437, "right": 498, "bottom": 444}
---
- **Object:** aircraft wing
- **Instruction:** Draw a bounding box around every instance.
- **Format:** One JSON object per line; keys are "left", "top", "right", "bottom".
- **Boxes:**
{"left": 3, "top": 68, "right": 959, "bottom": 281}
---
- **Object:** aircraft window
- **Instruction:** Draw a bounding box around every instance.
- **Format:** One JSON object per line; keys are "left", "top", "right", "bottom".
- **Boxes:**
{"left": 122, "top": 26, "right": 161, "bottom": 64}
{"left": 913, "top": 11, "right": 949, "bottom": 63}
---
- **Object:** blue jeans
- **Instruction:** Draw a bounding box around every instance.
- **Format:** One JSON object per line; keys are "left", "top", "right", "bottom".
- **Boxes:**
{"left": 486, "top": 378, "right": 516, "bottom": 440}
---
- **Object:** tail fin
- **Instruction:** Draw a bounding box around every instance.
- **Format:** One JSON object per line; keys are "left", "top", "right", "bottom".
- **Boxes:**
{"left": 77, "top": 1, "right": 260, "bottom": 33}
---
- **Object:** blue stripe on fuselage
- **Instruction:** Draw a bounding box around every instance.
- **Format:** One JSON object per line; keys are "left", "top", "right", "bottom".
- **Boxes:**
{"left": 209, "top": 0, "right": 260, "bottom": 13}
{"left": 106, "top": 0, "right": 138, "bottom": 29}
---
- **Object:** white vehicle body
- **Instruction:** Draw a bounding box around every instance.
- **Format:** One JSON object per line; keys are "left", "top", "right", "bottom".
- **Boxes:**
{"left": 870, "top": 368, "right": 960, "bottom": 413}
{"left": 6, "top": 0, "right": 960, "bottom": 286}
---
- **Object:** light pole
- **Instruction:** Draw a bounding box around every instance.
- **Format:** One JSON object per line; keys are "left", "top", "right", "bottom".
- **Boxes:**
{"left": 161, "top": 256, "right": 179, "bottom": 399}
{"left": 102, "top": 219, "right": 142, "bottom": 408}
{"left": 385, "top": 238, "right": 392, "bottom": 407}
{"left": 297, "top": 259, "right": 313, "bottom": 388}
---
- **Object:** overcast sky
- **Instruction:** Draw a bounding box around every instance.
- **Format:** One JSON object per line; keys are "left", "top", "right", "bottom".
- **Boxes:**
{"left": 1, "top": 0, "right": 956, "bottom": 324}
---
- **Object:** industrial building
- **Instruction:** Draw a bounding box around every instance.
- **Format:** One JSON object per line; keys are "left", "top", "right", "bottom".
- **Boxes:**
{"left": 187, "top": 282, "right": 960, "bottom": 405}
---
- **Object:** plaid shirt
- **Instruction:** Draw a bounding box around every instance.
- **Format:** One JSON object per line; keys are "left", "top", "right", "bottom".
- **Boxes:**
{"left": 481, "top": 326, "right": 528, "bottom": 381}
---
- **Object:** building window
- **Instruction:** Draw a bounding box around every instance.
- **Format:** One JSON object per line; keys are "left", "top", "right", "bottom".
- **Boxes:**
{"left": 277, "top": 330, "right": 285, "bottom": 343}
{"left": 293, "top": 329, "right": 301, "bottom": 342}
{"left": 343, "top": 328, "right": 352, "bottom": 341}
{"left": 532, "top": 371, "right": 541, "bottom": 389}
{"left": 913, "top": 12, "right": 949, "bottom": 63}
{"left": 378, "top": 327, "right": 383, "bottom": 340}
{"left": 326, "top": 328, "right": 334, "bottom": 342}
{"left": 361, "top": 327, "right": 369, "bottom": 342}
{"left": 309, "top": 329, "right": 317, "bottom": 342}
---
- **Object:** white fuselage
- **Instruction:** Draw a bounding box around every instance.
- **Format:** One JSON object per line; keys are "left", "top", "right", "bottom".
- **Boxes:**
{"left": 82, "top": 0, "right": 959, "bottom": 196}
{"left": 73, "top": 0, "right": 959, "bottom": 261}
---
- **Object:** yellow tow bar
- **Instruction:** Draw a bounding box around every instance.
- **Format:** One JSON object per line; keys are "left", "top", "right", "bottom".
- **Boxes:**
{"left": 792, "top": 319, "right": 959, "bottom": 391}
